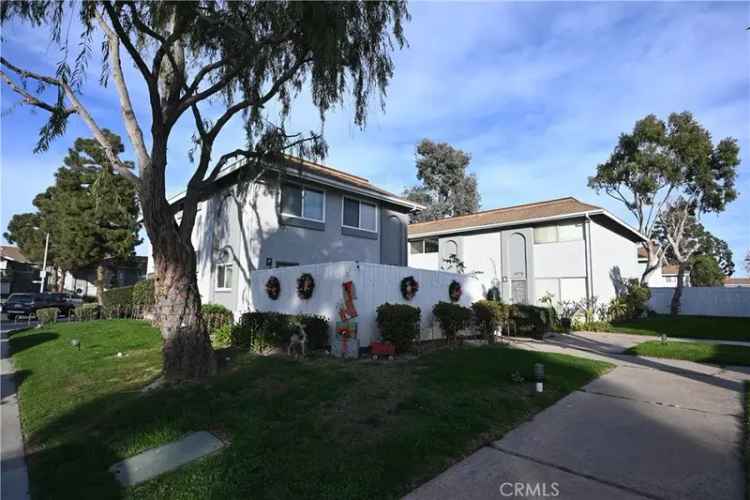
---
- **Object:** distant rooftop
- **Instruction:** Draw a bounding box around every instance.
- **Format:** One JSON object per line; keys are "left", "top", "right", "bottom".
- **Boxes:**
{"left": 0, "top": 245, "right": 30, "bottom": 264}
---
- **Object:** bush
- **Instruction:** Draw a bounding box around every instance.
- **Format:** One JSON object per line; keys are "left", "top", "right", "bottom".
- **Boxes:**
{"left": 233, "top": 311, "right": 327, "bottom": 351}
{"left": 376, "top": 303, "right": 421, "bottom": 353}
{"left": 36, "top": 307, "right": 59, "bottom": 325}
{"left": 622, "top": 279, "right": 651, "bottom": 320}
{"left": 299, "top": 315, "right": 330, "bottom": 350}
{"left": 433, "top": 301, "right": 472, "bottom": 343}
{"left": 101, "top": 286, "right": 134, "bottom": 307}
{"left": 472, "top": 300, "right": 506, "bottom": 342}
{"left": 132, "top": 278, "right": 155, "bottom": 306}
{"left": 202, "top": 303, "right": 234, "bottom": 335}
{"left": 509, "top": 304, "right": 557, "bottom": 339}
{"left": 74, "top": 303, "right": 100, "bottom": 321}
{"left": 210, "top": 322, "right": 233, "bottom": 348}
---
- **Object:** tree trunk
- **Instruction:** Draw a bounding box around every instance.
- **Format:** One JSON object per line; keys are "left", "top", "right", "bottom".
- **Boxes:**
{"left": 141, "top": 157, "right": 216, "bottom": 381}
{"left": 670, "top": 263, "right": 687, "bottom": 316}
{"left": 95, "top": 264, "right": 108, "bottom": 305}
{"left": 57, "top": 268, "right": 66, "bottom": 292}
{"left": 640, "top": 242, "right": 661, "bottom": 286}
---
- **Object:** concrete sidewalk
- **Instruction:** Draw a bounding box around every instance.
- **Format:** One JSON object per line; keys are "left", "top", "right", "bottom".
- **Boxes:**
{"left": 406, "top": 332, "right": 748, "bottom": 500}
{"left": 1, "top": 324, "right": 31, "bottom": 500}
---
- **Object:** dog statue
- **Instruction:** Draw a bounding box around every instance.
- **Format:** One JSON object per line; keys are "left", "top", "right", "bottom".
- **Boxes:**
{"left": 287, "top": 324, "right": 307, "bottom": 358}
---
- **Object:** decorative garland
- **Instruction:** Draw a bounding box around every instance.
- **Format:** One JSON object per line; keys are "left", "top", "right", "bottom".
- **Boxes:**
{"left": 297, "top": 273, "right": 315, "bottom": 300}
{"left": 448, "top": 280, "right": 462, "bottom": 302}
{"left": 400, "top": 276, "right": 419, "bottom": 301}
{"left": 265, "top": 276, "right": 281, "bottom": 300}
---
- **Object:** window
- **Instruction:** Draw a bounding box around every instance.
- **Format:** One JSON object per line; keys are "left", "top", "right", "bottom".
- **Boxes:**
{"left": 215, "top": 263, "right": 233, "bottom": 290}
{"left": 533, "top": 223, "right": 583, "bottom": 244}
{"left": 410, "top": 238, "right": 439, "bottom": 254}
{"left": 281, "top": 184, "right": 325, "bottom": 221}
{"left": 342, "top": 197, "right": 377, "bottom": 232}
{"left": 275, "top": 261, "right": 299, "bottom": 268}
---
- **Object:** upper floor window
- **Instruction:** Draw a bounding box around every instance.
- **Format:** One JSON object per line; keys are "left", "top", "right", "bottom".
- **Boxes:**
{"left": 343, "top": 197, "right": 377, "bottom": 232}
{"left": 410, "top": 238, "right": 439, "bottom": 254}
{"left": 533, "top": 222, "right": 583, "bottom": 244}
{"left": 215, "top": 263, "right": 233, "bottom": 291}
{"left": 281, "top": 184, "right": 325, "bottom": 221}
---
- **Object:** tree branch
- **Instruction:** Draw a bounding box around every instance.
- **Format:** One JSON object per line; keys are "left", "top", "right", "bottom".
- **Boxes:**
{"left": 96, "top": 11, "right": 151, "bottom": 171}
{"left": 0, "top": 69, "right": 76, "bottom": 116}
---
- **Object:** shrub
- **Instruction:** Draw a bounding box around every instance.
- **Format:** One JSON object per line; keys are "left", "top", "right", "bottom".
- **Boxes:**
{"left": 210, "top": 322, "right": 233, "bottom": 348}
{"left": 132, "top": 278, "right": 155, "bottom": 307}
{"left": 299, "top": 315, "right": 330, "bottom": 350}
{"left": 101, "top": 286, "right": 134, "bottom": 307}
{"left": 622, "top": 279, "right": 651, "bottom": 320}
{"left": 202, "top": 303, "right": 234, "bottom": 335}
{"left": 376, "top": 303, "right": 421, "bottom": 353}
{"left": 471, "top": 300, "right": 505, "bottom": 342}
{"left": 36, "top": 307, "right": 59, "bottom": 325}
{"left": 433, "top": 301, "right": 472, "bottom": 343}
{"left": 509, "top": 304, "right": 557, "bottom": 339}
{"left": 232, "top": 311, "right": 295, "bottom": 349}
{"left": 74, "top": 303, "right": 100, "bottom": 321}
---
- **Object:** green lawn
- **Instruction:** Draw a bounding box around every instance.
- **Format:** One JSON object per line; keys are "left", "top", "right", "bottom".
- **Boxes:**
{"left": 625, "top": 340, "right": 750, "bottom": 366}
{"left": 11, "top": 320, "right": 612, "bottom": 500}
{"left": 611, "top": 315, "right": 750, "bottom": 342}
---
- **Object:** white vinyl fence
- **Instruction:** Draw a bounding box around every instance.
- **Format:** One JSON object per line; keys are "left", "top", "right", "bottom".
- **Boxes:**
{"left": 648, "top": 287, "right": 750, "bottom": 318}
{"left": 245, "top": 261, "right": 485, "bottom": 348}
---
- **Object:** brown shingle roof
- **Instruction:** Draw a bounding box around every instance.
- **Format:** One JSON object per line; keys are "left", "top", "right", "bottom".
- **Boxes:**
{"left": 0, "top": 245, "right": 30, "bottom": 263}
{"left": 408, "top": 197, "right": 603, "bottom": 236}
{"left": 724, "top": 277, "right": 750, "bottom": 286}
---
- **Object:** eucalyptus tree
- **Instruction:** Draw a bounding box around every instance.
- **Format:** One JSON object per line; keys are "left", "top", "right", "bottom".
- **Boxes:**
{"left": 1, "top": 1, "right": 409, "bottom": 379}
{"left": 589, "top": 112, "right": 739, "bottom": 286}
{"left": 404, "top": 139, "right": 480, "bottom": 223}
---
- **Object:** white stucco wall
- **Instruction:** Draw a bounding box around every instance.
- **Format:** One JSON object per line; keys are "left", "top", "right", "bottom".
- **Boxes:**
{"left": 408, "top": 252, "right": 440, "bottom": 270}
{"left": 589, "top": 220, "right": 643, "bottom": 305}
{"left": 248, "top": 261, "right": 485, "bottom": 347}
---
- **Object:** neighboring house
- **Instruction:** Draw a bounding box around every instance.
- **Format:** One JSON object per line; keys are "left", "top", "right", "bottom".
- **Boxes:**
{"left": 0, "top": 246, "right": 39, "bottom": 301}
{"left": 62, "top": 256, "right": 148, "bottom": 297}
{"left": 407, "top": 197, "right": 647, "bottom": 307}
{"left": 724, "top": 277, "right": 750, "bottom": 288}
{"left": 158, "top": 156, "right": 422, "bottom": 314}
{"left": 636, "top": 248, "right": 684, "bottom": 288}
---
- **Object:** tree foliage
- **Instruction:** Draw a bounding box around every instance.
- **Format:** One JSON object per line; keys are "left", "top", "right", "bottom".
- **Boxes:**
{"left": 589, "top": 112, "right": 740, "bottom": 285}
{"left": 689, "top": 255, "right": 725, "bottom": 287}
{"left": 4, "top": 131, "right": 141, "bottom": 295}
{"left": 404, "top": 139, "right": 480, "bottom": 222}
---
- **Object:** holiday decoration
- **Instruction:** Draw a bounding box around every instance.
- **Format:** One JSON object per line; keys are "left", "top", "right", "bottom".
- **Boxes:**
{"left": 296, "top": 273, "right": 315, "bottom": 299}
{"left": 400, "top": 276, "right": 419, "bottom": 300}
{"left": 449, "top": 280, "right": 462, "bottom": 302}
{"left": 265, "top": 276, "right": 281, "bottom": 300}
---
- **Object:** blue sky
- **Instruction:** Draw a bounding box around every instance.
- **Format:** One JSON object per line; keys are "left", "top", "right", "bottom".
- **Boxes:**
{"left": 2, "top": 2, "right": 749, "bottom": 273}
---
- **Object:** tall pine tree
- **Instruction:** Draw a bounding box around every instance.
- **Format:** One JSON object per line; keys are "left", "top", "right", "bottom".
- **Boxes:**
{"left": 5, "top": 131, "right": 141, "bottom": 300}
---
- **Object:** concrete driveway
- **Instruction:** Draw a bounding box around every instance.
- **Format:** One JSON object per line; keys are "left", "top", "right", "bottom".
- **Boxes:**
{"left": 406, "top": 332, "right": 749, "bottom": 500}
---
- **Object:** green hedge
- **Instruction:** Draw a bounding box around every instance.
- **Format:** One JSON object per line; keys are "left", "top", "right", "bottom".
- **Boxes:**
{"left": 132, "top": 278, "right": 155, "bottom": 306}
{"left": 376, "top": 303, "right": 421, "bottom": 353}
{"left": 509, "top": 304, "right": 557, "bottom": 338}
{"left": 36, "top": 307, "right": 59, "bottom": 325}
{"left": 74, "top": 303, "right": 100, "bottom": 321}
{"left": 232, "top": 311, "right": 329, "bottom": 351}
{"left": 433, "top": 302, "right": 472, "bottom": 342}
{"left": 101, "top": 286, "right": 134, "bottom": 307}
{"left": 471, "top": 300, "right": 506, "bottom": 342}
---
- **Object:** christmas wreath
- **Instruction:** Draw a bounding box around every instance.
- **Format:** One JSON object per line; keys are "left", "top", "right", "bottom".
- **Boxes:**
{"left": 297, "top": 273, "right": 315, "bottom": 300}
{"left": 400, "top": 276, "right": 419, "bottom": 301}
{"left": 265, "top": 276, "right": 281, "bottom": 300}
{"left": 448, "top": 280, "right": 462, "bottom": 302}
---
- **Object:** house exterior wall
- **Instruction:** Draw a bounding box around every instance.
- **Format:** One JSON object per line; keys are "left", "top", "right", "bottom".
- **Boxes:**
{"left": 589, "top": 219, "right": 643, "bottom": 305}
{"left": 248, "top": 261, "right": 485, "bottom": 347}
{"left": 185, "top": 179, "right": 412, "bottom": 311}
{"left": 409, "top": 216, "right": 645, "bottom": 308}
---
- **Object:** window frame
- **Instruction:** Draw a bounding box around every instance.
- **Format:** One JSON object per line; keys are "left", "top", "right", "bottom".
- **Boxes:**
{"left": 280, "top": 183, "right": 326, "bottom": 223}
{"left": 409, "top": 238, "right": 439, "bottom": 255}
{"left": 341, "top": 196, "right": 378, "bottom": 233}
{"left": 215, "top": 263, "right": 234, "bottom": 291}
{"left": 533, "top": 222, "right": 584, "bottom": 244}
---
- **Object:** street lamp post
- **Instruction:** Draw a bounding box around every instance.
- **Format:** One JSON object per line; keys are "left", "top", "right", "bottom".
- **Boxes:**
{"left": 33, "top": 228, "right": 50, "bottom": 293}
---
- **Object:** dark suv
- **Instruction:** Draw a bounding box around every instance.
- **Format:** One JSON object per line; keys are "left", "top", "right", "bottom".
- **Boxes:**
{"left": 2, "top": 293, "right": 74, "bottom": 320}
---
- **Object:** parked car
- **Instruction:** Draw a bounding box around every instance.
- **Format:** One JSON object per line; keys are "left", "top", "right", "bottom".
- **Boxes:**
{"left": 43, "top": 293, "right": 76, "bottom": 316}
{"left": 2, "top": 293, "right": 52, "bottom": 320}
